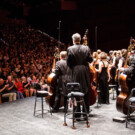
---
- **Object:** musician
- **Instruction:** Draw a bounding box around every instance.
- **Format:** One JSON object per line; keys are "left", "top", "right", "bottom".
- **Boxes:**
{"left": 51, "top": 51, "right": 71, "bottom": 112}
{"left": 107, "top": 50, "right": 113, "bottom": 64}
{"left": 119, "top": 49, "right": 135, "bottom": 90}
{"left": 96, "top": 52, "right": 110, "bottom": 104}
{"left": 114, "top": 50, "right": 122, "bottom": 96}
{"left": 92, "top": 52, "right": 100, "bottom": 69}
{"left": 116, "top": 50, "right": 121, "bottom": 69}
{"left": 67, "top": 33, "right": 93, "bottom": 118}
{"left": 118, "top": 49, "right": 127, "bottom": 69}
{"left": 109, "top": 51, "right": 117, "bottom": 84}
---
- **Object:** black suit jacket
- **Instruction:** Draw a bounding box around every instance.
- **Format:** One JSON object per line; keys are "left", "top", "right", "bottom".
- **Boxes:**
{"left": 55, "top": 59, "right": 71, "bottom": 96}
{"left": 67, "top": 44, "right": 93, "bottom": 94}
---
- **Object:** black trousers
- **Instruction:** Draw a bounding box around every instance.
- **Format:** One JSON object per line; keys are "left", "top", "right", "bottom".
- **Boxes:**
{"left": 53, "top": 91, "right": 67, "bottom": 110}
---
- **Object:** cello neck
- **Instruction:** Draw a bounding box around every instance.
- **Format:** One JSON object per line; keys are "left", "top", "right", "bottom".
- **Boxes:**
{"left": 83, "top": 29, "right": 88, "bottom": 46}
{"left": 52, "top": 47, "right": 60, "bottom": 70}
{"left": 52, "top": 58, "right": 56, "bottom": 70}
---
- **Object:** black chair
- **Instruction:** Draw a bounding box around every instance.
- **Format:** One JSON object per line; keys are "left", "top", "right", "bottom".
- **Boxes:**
{"left": 33, "top": 84, "right": 52, "bottom": 118}
{"left": 63, "top": 82, "right": 89, "bottom": 129}
{"left": 126, "top": 88, "right": 135, "bottom": 128}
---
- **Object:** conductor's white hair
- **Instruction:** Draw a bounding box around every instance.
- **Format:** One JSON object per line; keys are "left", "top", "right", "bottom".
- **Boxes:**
{"left": 72, "top": 33, "right": 81, "bottom": 43}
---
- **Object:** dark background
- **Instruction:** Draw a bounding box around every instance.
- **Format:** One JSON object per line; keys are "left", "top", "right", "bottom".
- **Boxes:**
{"left": 0, "top": 0, "right": 135, "bottom": 52}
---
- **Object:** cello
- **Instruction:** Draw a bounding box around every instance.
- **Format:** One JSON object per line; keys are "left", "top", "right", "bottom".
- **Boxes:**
{"left": 89, "top": 65, "right": 98, "bottom": 106}
{"left": 46, "top": 48, "right": 59, "bottom": 107}
{"left": 83, "top": 29, "right": 98, "bottom": 106}
{"left": 116, "top": 39, "right": 135, "bottom": 114}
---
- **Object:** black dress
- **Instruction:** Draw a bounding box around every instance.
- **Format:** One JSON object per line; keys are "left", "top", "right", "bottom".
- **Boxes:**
{"left": 98, "top": 61, "right": 109, "bottom": 104}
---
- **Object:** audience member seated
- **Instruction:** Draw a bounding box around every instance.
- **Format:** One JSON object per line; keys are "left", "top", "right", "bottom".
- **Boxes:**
{"left": 39, "top": 76, "right": 49, "bottom": 91}
{"left": 14, "top": 77, "right": 24, "bottom": 99}
{"left": 7, "top": 75, "right": 17, "bottom": 93}
{"left": 0, "top": 78, "right": 16, "bottom": 102}
{"left": 31, "top": 75, "right": 39, "bottom": 89}
{"left": 0, "top": 23, "right": 66, "bottom": 104}
{"left": 22, "top": 76, "right": 36, "bottom": 96}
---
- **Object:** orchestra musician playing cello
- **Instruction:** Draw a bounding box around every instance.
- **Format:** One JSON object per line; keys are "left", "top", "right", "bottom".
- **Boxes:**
{"left": 67, "top": 33, "right": 93, "bottom": 119}
{"left": 51, "top": 51, "right": 71, "bottom": 112}
{"left": 119, "top": 47, "right": 135, "bottom": 91}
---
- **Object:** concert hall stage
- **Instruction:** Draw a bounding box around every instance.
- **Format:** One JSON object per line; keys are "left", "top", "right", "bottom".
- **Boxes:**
{"left": 0, "top": 95, "right": 134, "bottom": 135}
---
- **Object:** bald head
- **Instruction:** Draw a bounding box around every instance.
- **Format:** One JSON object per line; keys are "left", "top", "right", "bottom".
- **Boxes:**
{"left": 60, "top": 51, "right": 67, "bottom": 60}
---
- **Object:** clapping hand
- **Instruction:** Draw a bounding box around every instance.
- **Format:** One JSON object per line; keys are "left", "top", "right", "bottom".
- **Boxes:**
{"left": 5, "top": 84, "right": 9, "bottom": 88}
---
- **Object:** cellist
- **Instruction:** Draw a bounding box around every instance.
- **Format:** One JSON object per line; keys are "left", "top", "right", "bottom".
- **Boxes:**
{"left": 116, "top": 49, "right": 127, "bottom": 96}
{"left": 119, "top": 47, "right": 135, "bottom": 91}
{"left": 51, "top": 51, "right": 71, "bottom": 112}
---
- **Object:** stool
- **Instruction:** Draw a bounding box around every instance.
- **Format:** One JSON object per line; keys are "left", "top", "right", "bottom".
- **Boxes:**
{"left": 34, "top": 90, "right": 52, "bottom": 118}
{"left": 63, "top": 82, "right": 89, "bottom": 129}
{"left": 126, "top": 88, "right": 135, "bottom": 128}
{"left": 109, "top": 84, "right": 117, "bottom": 100}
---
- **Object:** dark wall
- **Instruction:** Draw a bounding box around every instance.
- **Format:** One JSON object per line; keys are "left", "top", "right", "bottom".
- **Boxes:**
{"left": 26, "top": 0, "right": 135, "bottom": 52}
{"left": 69, "top": 0, "right": 135, "bottom": 51}
{"left": 1, "top": 0, "right": 135, "bottom": 52}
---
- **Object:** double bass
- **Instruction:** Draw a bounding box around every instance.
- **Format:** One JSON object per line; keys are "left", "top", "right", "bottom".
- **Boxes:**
{"left": 83, "top": 29, "right": 98, "bottom": 106}
{"left": 46, "top": 48, "right": 59, "bottom": 107}
{"left": 116, "top": 39, "right": 135, "bottom": 114}
{"left": 46, "top": 48, "right": 65, "bottom": 108}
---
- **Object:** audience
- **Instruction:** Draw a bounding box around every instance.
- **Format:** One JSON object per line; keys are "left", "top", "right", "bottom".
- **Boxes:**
{"left": 0, "top": 24, "right": 66, "bottom": 103}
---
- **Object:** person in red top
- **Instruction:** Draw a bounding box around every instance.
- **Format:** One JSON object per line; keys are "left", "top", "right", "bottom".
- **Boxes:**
{"left": 14, "top": 77, "right": 24, "bottom": 99}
